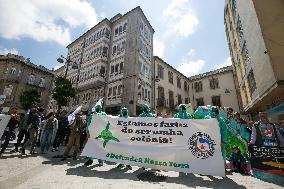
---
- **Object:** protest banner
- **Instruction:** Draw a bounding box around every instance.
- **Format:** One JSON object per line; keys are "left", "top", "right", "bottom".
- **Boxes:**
{"left": 250, "top": 145, "right": 284, "bottom": 177}
{"left": 0, "top": 115, "right": 11, "bottom": 138}
{"left": 82, "top": 115, "right": 225, "bottom": 176}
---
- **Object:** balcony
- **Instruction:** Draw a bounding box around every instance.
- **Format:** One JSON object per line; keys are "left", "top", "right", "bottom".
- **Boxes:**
{"left": 77, "top": 74, "right": 105, "bottom": 91}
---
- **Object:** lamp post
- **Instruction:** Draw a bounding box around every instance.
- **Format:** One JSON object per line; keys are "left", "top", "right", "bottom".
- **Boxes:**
{"left": 153, "top": 75, "right": 160, "bottom": 113}
{"left": 57, "top": 55, "right": 79, "bottom": 78}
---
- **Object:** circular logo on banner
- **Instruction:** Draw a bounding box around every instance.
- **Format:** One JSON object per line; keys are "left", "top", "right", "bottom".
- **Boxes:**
{"left": 188, "top": 132, "right": 216, "bottom": 159}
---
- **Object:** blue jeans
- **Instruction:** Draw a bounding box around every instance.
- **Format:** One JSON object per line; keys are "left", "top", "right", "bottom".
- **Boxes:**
{"left": 40, "top": 129, "right": 53, "bottom": 153}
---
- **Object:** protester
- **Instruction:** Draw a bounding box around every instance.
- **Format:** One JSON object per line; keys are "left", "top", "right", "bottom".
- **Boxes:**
{"left": 84, "top": 103, "right": 106, "bottom": 166}
{"left": 174, "top": 104, "right": 192, "bottom": 119}
{"left": 229, "top": 145, "right": 252, "bottom": 176}
{"left": 40, "top": 112, "right": 58, "bottom": 154}
{"left": 139, "top": 104, "right": 154, "bottom": 117}
{"left": 250, "top": 112, "right": 284, "bottom": 147}
{"left": 11, "top": 109, "right": 31, "bottom": 153}
{"left": 61, "top": 112, "right": 85, "bottom": 161}
{"left": 52, "top": 110, "right": 69, "bottom": 152}
{"left": 116, "top": 107, "right": 132, "bottom": 170}
{"left": 80, "top": 113, "right": 89, "bottom": 152}
{"left": 21, "top": 108, "right": 41, "bottom": 154}
{"left": 212, "top": 107, "right": 228, "bottom": 162}
{"left": 36, "top": 107, "right": 46, "bottom": 146}
{"left": 0, "top": 107, "right": 20, "bottom": 157}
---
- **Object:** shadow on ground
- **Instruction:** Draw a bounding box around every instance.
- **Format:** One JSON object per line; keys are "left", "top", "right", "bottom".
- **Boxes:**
{"left": 63, "top": 163, "right": 248, "bottom": 189}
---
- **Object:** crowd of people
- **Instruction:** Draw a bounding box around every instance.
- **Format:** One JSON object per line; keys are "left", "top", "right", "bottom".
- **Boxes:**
{"left": 0, "top": 104, "right": 283, "bottom": 177}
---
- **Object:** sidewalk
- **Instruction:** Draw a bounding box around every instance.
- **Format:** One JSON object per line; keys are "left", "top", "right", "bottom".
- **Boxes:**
{"left": 0, "top": 145, "right": 282, "bottom": 189}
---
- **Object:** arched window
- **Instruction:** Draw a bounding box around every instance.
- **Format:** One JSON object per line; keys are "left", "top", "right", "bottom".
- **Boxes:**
{"left": 112, "top": 46, "right": 117, "bottom": 55}
{"left": 123, "top": 23, "right": 127, "bottom": 32}
{"left": 119, "top": 25, "right": 122, "bottom": 34}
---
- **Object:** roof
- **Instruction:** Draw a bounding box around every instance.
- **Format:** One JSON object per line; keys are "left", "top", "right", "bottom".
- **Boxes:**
{"left": 0, "top": 53, "right": 54, "bottom": 75}
{"left": 66, "top": 18, "right": 111, "bottom": 48}
{"left": 189, "top": 66, "right": 233, "bottom": 80}
{"left": 154, "top": 56, "right": 189, "bottom": 81}
{"left": 66, "top": 6, "right": 155, "bottom": 48}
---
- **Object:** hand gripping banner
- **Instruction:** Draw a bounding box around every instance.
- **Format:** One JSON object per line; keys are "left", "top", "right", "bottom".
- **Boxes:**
{"left": 82, "top": 115, "right": 225, "bottom": 177}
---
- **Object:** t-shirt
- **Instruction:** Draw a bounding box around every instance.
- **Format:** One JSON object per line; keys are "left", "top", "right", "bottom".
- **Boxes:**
{"left": 259, "top": 123, "right": 277, "bottom": 147}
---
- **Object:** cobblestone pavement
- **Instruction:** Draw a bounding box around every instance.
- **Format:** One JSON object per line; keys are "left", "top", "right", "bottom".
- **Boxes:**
{"left": 0, "top": 145, "right": 282, "bottom": 189}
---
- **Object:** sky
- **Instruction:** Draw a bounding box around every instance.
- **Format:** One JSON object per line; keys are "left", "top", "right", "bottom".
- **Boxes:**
{"left": 0, "top": 0, "right": 231, "bottom": 77}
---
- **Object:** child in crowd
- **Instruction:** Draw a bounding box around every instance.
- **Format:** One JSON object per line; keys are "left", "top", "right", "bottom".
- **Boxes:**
{"left": 228, "top": 145, "right": 252, "bottom": 176}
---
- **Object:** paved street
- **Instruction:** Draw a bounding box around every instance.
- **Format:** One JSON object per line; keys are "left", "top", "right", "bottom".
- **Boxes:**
{"left": 0, "top": 145, "right": 282, "bottom": 189}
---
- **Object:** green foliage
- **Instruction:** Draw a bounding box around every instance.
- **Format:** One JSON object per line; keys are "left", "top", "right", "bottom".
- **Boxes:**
{"left": 52, "top": 76, "right": 75, "bottom": 112}
{"left": 19, "top": 88, "right": 41, "bottom": 110}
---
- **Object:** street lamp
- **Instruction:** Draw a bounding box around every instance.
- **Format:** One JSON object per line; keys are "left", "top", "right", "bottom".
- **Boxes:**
{"left": 57, "top": 55, "right": 79, "bottom": 78}
{"left": 153, "top": 75, "right": 160, "bottom": 112}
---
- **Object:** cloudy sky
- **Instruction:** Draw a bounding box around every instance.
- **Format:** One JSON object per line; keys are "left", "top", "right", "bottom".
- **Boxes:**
{"left": 0, "top": 0, "right": 231, "bottom": 77}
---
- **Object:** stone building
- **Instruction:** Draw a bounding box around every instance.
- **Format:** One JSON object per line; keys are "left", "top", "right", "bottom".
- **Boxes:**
{"left": 60, "top": 6, "right": 154, "bottom": 116}
{"left": 0, "top": 53, "right": 54, "bottom": 112}
{"left": 189, "top": 66, "right": 240, "bottom": 112}
{"left": 224, "top": 0, "right": 284, "bottom": 121}
{"left": 154, "top": 56, "right": 191, "bottom": 116}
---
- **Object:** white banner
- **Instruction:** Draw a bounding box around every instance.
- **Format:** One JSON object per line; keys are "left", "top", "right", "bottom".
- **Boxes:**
{"left": 82, "top": 115, "right": 225, "bottom": 176}
{"left": 0, "top": 115, "right": 11, "bottom": 138}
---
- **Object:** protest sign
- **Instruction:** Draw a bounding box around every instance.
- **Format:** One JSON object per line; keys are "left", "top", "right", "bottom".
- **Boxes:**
{"left": 0, "top": 115, "right": 11, "bottom": 138}
{"left": 250, "top": 145, "right": 284, "bottom": 177}
{"left": 82, "top": 115, "right": 225, "bottom": 176}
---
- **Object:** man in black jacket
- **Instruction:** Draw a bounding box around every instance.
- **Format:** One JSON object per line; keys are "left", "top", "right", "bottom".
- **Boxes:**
{"left": 52, "top": 110, "right": 69, "bottom": 151}
{"left": 21, "top": 108, "right": 40, "bottom": 154}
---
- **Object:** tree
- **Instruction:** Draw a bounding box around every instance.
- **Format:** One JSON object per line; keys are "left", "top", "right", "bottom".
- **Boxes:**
{"left": 19, "top": 88, "right": 41, "bottom": 110}
{"left": 52, "top": 76, "right": 76, "bottom": 113}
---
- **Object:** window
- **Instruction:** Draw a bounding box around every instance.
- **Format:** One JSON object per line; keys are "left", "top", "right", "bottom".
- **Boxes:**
{"left": 27, "top": 74, "right": 35, "bottom": 84}
{"left": 196, "top": 98, "right": 204, "bottom": 107}
{"left": 178, "top": 94, "right": 182, "bottom": 104}
{"left": 168, "top": 90, "right": 174, "bottom": 108}
{"left": 157, "top": 65, "right": 164, "bottom": 79}
{"left": 118, "top": 85, "right": 122, "bottom": 96}
{"left": 105, "top": 28, "right": 110, "bottom": 38}
{"left": 141, "top": 87, "right": 144, "bottom": 99}
{"left": 148, "top": 91, "right": 150, "bottom": 103}
{"left": 177, "top": 77, "right": 181, "bottom": 88}
{"left": 168, "top": 71, "right": 173, "bottom": 84}
{"left": 212, "top": 96, "right": 221, "bottom": 107}
{"left": 185, "top": 98, "right": 190, "bottom": 104}
{"left": 121, "top": 41, "right": 126, "bottom": 51}
{"left": 119, "top": 62, "right": 123, "bottom": 73}
{"left": 100, "top": 66, "right": 105, "bottom": 76}
{"left": 10, "top": 68, "right": 16, "bottom": 75}
{"left": 184, "top": 81, "right": 188, "bottom": 91}
{"left": 103, "top": 47, "right": 108, "bottom": 57}
{"left": 115, "top": 64, "right": 119, "bottom": 73}
{"left": 209, "top": 78, "right": 219, "bottom": 89}
{"left": 113, "top": 86, "right": 117, "bottom": 97}
{"left": 123, "top": 23, "right": 127, "bottom": 32}
{"left": 247, "top": 70, "right": 257, "bottom": 96}
{"left": 115, "top": 28, "right": 118, "bottom": 36}
{"left": 112, "top": 46, "right": 116, "bottom": 55}
{"left": 145, "top": 89, "right": 148, "bottom": 100}
{"left": 119, "top": 26, "right": 122, "bottom": 34}
{"left": 111, "top": 65, "right": 114, "bottom": 74}
{"left": 39, "top": 78, "right": 45, "bottom": 87}
{"left": 194, "top": 81, "right": 203, "bottom": 92}
{"left": 108, "top": 88, "right": 112, "bottom": 97}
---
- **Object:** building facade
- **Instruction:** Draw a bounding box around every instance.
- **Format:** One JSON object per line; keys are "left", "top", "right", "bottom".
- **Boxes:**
{"left": 0, "top": 53, "right": 54, "bottom": 112}
{"left": 61, "top": 7, "right": 154, "bottom": 116}
{"left": 224, "top": 0, "right": 284, "bottom": 121}
{"left": 154, "top": 56, "right": 191, "bottom": 116}
{"left": 189, "top": 66, "right": 240, "bottom": 112}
